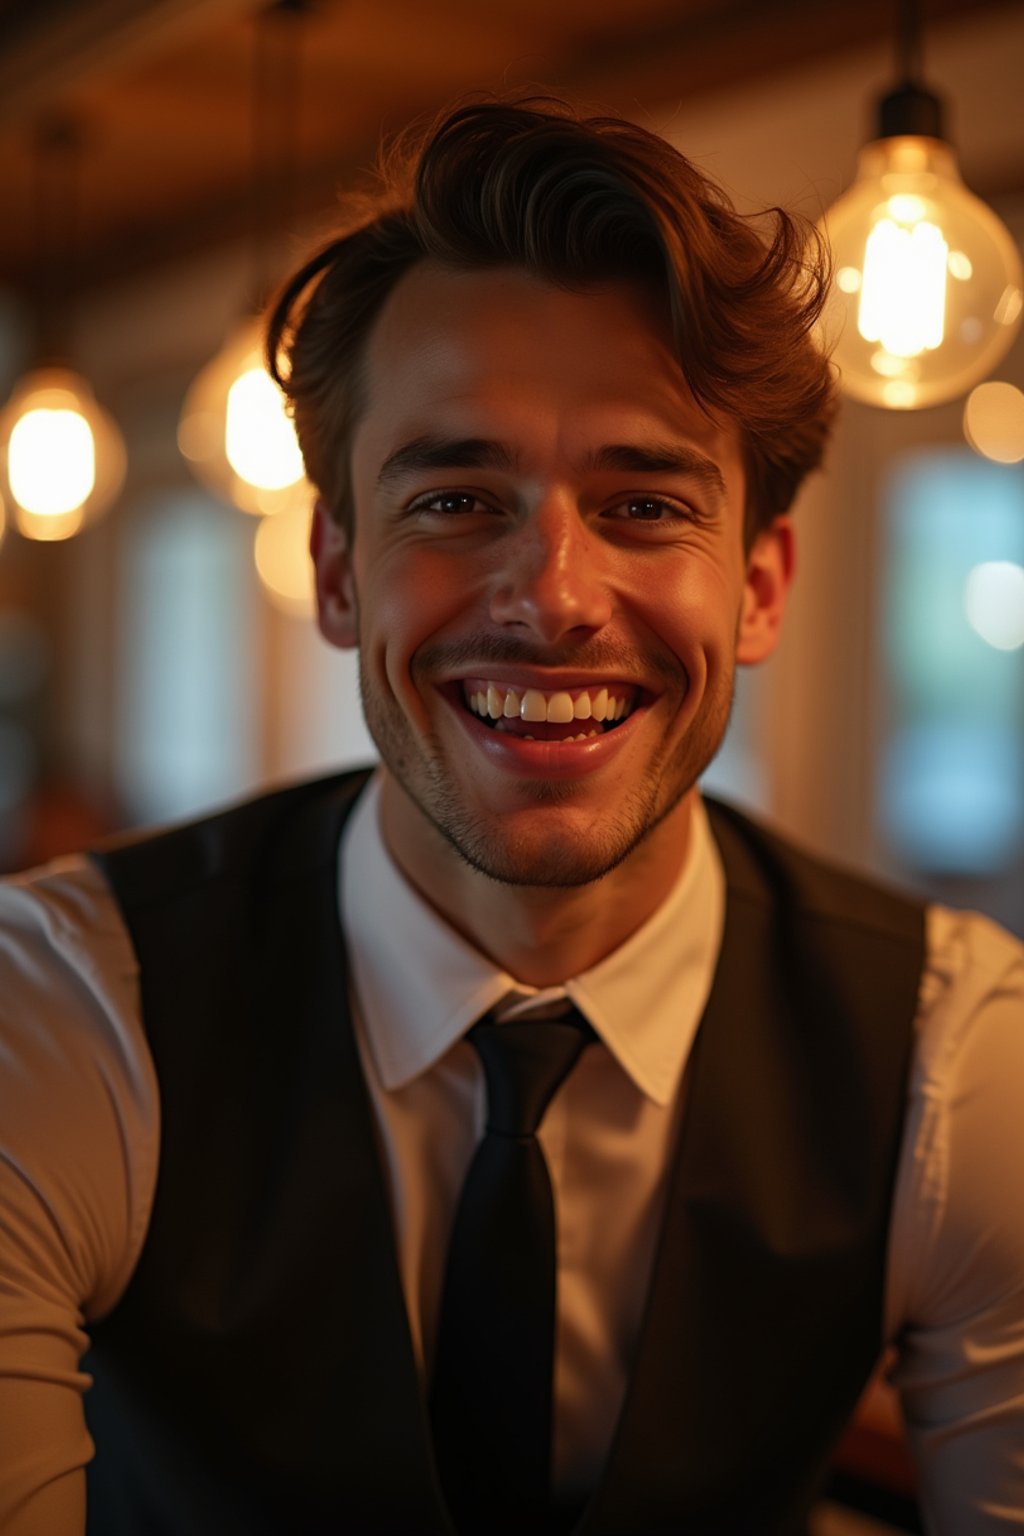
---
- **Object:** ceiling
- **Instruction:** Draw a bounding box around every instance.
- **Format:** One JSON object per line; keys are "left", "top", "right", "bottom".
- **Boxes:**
{"left": 0, "top": 0, "right": 1017, "bottom": 305}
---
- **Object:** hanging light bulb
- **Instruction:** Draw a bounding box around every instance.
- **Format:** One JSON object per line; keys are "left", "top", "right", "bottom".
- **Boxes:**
{"left": 178, "top": 1, "right": 310, "bottom": 518}
{"left": 178, "top": 314, "right": 309, "bottom": 515}
{"left": 0, "top": 120, "right": 128, "bottom": 540}
{"left": 820, "top": 11, "right": 1022, "bottom": 411}
{"left": 0, "top": 365, "right": 126, "bottom": 541}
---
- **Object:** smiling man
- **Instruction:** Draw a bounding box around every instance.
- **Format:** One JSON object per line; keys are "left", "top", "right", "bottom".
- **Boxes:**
{"left": 316, "top": 262, "right": 787, "bottom": 974}
{"left": 1, "top": 98, "right": 1023, "bottom": 1536}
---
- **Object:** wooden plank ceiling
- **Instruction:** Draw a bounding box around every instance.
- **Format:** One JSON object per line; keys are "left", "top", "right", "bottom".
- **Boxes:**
{"left": 0, "top": 0, "right": 1013, "bottom": 300}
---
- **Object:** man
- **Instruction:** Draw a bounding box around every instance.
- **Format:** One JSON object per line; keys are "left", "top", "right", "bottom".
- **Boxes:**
{"left": 1, "top": 98, "right": 1022, "bottom": 1535}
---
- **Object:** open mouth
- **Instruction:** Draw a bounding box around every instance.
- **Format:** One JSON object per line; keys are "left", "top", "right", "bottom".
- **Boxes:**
{"left": 458, "top": 680, "right": 640, "bottom": 742}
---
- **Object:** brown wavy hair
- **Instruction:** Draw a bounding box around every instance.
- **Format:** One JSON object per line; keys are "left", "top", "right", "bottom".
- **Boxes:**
{"left": 267, "top": 96, "right": 836, "bottom": 549}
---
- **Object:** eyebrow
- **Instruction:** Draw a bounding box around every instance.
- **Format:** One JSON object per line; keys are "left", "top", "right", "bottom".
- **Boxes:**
{"left": 587, "top": 442, "right": 727, "bottom": 501}
{"left": 375, "top": 433, "right": 727, "bottom": 501}
{"left": 376, "top": 436, "right": 519, "bottom": 488}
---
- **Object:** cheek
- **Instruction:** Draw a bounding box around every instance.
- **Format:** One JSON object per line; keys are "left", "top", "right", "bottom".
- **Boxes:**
{"left": 641, "top": 564, "right": 739, "bottom": 674}
{"left": 358, "top": 550, "right": 470, "bottom": 706}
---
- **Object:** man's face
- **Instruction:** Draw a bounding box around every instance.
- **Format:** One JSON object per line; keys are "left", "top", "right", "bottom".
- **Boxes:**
{"left": 313, "top": 263, "right": 791, "bottom": 890}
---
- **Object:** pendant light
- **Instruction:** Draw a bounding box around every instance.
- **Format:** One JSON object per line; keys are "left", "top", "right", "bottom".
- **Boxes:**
{"left": 0, "top": 119, "right": 126, "bottom": 541}
{"left": 178, "top": 314, "right": 307, "bottom": 516}
{"left": 820, "top": 0, "right": 1022, "bottom": 410}
{"left": 178, "top": 0, "right": 311, "bottom": 520}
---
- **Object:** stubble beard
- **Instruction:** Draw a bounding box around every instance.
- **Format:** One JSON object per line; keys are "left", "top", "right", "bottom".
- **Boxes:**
{"left": 358, "top": 655, "right": 735, "bottom": 890}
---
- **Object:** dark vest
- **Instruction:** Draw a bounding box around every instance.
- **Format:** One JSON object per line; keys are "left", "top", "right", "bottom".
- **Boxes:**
{"left": 83, "top": 771, "right": 924, "bottom": 1536}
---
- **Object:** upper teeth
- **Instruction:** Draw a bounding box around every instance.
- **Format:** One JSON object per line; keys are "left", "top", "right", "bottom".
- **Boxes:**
{"left": 465, "top": 683, "right": 632, "bottom": 724}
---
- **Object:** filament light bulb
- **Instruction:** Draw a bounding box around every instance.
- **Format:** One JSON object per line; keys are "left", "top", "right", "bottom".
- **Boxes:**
{"left": 225, "top": 367, "right": 305, "bottom": 490}
{"left": 821, "top": 136, "right": 1023, "bottom": 409}
{"left": 0, "top": 367, "right": 126, "bottom": 540}
{"left": 9, "top": 407, "right": 96, "bottom": 515}
{"left": 179, "top": 316, "right": 308, "bottom": 515}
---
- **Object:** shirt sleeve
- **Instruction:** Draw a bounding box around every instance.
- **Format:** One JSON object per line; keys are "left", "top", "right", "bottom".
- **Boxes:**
{"left": 0, "top": 858, "right": 158, "bottom": 1536}
{"left": 886, "top": 905, "right": 1024, "bottom": 1531}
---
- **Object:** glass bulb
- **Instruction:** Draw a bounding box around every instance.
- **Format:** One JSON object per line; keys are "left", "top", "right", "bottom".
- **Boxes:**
{"left": 225, "top": 367, "right": 305, "bottom": 490}
{"left": 179, "top": 316, "right": 309, "bottom": 515}
{"left": 820, "top": 138, "right": 1023, "bottom": 409}
{"left": 9, "top": 407, "right": 96, "bottom": 516}
{"left": 0, "top": 367, "right": 126, "bottom": 540}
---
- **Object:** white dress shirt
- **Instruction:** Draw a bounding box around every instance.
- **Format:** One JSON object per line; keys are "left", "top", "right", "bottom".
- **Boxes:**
{"left": 0, "top": 772, "right": 1023, "bottom": 1535}
{"left": 341, "top": 775, "right": 722, "bottom": 1505}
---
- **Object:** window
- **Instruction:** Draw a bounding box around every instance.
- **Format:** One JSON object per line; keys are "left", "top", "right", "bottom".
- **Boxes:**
{"left": 878, "top": 450, "right": 1024, "bottom": 878}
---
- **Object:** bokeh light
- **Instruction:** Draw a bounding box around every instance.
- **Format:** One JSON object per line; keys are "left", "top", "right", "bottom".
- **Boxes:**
{"left": 963, "top": 381, "right": 1024, "bottom": 464}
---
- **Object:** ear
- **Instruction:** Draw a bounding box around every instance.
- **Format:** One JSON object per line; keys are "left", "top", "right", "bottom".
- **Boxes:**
{"left": 310, "top": 498, "right": 358, "bottom": 649}
{"left": 735, "top": 515, "right": 795, "bottom": 665}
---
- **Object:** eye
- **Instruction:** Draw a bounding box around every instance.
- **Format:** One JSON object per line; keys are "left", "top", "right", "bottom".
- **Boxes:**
{"left": 603, "top": 495, "right": 694, "bottom": 526}
{"left": 409, "top": 490, "right": 495, "bottom": 517}
{"left": 622, "top": 497, "right": 675, "bottom": 521}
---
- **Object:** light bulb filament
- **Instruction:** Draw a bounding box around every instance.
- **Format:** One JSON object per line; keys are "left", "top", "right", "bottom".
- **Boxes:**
{"left": 857, "top": 217, "right": 948, "bottom": 357}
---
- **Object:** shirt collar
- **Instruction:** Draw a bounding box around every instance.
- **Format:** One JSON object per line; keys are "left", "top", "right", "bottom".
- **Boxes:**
{"left": 340, "top": 771, "right": 725, "bottom": 1106}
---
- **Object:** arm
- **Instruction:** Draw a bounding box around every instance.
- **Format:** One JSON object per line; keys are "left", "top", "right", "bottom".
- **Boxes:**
{"left": 887, "top": 907, "right": 1024, "bottom": 1532}
{"left": 0, "top": 861, "right": 157, "bottom": 1535}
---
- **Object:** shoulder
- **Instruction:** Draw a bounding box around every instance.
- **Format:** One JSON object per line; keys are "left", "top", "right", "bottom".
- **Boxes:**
{"left": 888, "top": 908, "right": 1024, "bottom": 1451}
{"left": 0, "top": 854, "right": 157, "bottom": 1318}
{"left": 92, "top": 767, "right": 373, "bottom": 914}
{"left": 915, "top": 904, "right": 1024, "bottom": 1099}
{"left": 0, "top": 852, "right": 138, "bottom": 1019}
{"left": 922, "top": 903, "right": 1023, "bottom": 1011}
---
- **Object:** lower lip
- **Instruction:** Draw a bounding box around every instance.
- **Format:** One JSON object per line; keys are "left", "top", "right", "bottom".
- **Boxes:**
{"left": 445, "top": 695, "right": 645, "bottom": 780}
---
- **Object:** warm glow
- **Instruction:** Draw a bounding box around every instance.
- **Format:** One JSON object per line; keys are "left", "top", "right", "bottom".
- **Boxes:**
{"left": 963, "top": 561, "right": 1024, "bottom": 651}
{"left": 8, "top": 407, "right": 96, "bottom": 516}
{"left": 858, "top": 218, "right": 948, "bottom": 357}
{"left": 0, "top": 367, "right": 125, "bottom": 536}
{"left": 179, "top": 318, "right": 312, "bottom": 516}
{"left": 881, "top": 379, "right": 917, "bottom": 408}
{"left": 887, "top": 194, "right": 927, "bottom": 224}
{"left": 14, "top": 505, "right": 85, "bottom": 541}
{"left": 963, "top": 382, "right": 1024, "bottom": 464}
{"left": 224, "top": 367, "right": 304, "bottom": 492}
{"left": 819, "top": 137, "right": 1023, "bottom": 408}
{"left": 994, "top": 287, "right": 1024, "bottom": 328}
{"left": 253, "top": 498, "right": 315, "bottom": 615}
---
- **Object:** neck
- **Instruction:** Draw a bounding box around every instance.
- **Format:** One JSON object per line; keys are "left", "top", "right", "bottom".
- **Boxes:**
{"left": 377, "top": 777, "right": 696, "bottom": 987}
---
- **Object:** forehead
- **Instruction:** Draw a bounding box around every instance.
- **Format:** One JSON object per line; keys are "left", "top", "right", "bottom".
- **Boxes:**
{"left": 352, "top": 261, "right": 744, "bottom": 484}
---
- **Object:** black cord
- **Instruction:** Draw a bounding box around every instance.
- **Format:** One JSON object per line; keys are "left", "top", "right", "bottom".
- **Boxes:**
{"left": 249, "top": 0, "right": 309, "bottom": 310}
{"left": 896, "top": 0, "right": 925, "bottom": 87}
{"left": 31, "top": 116, "right": 81, "bottom": 362}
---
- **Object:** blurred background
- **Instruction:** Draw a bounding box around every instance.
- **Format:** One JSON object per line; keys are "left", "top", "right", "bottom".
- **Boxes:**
{"left": 0, "top": 0, "right": 1021, "bottom": 939}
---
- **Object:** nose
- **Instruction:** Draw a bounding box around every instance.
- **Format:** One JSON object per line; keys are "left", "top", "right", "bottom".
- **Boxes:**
{"left": 488, "top": 496, "right": 613, "bottom": 644}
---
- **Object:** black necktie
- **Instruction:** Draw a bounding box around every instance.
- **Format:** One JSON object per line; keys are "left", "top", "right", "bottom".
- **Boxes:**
{"left": 430, "top": 1007, "right": 594, "bottom": 1536}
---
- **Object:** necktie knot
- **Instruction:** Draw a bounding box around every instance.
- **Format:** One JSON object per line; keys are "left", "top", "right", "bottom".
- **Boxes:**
{"left": 469, "top": 1012, "right": 593, "bottom": 1138}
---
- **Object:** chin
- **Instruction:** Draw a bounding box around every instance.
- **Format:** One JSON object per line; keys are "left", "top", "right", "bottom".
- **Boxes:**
{"left": 447, "top": 828, "right": 638, "bottom": 890}
{"left": 425, "top": 781, "right": 680, "bottom": 890}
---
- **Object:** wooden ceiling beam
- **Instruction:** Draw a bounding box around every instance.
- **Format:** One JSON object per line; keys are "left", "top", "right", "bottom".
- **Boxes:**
{"left": 0, "top": 0, "right": 263, "bottom": 126}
